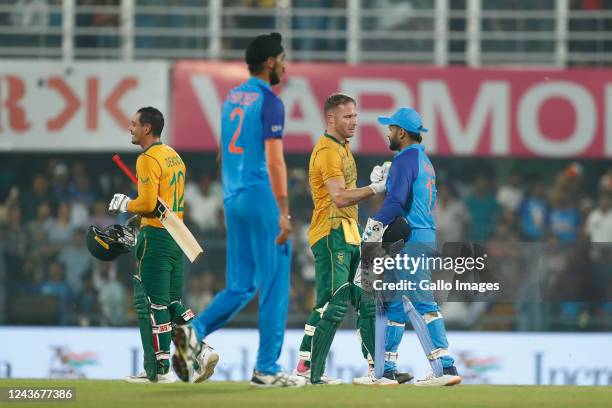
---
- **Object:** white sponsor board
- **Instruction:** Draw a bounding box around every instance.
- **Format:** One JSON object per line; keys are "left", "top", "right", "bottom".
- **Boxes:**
{"left": 0, "top": 328, "right": 610, "bottom": 385}
{"left": 0, "top": 61, "right": 169, "bottom": 151}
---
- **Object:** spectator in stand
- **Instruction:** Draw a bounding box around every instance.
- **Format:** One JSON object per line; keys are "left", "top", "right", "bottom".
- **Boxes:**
{"left": 465, "top": 175, "right": 499, "bottom": 241}
{"left": 491, "top": 219, "right": 519, "bottom": 242}
{"left": 599, "top": 166, "right": 612, "bottom": 193}
{"left": 517, "top": 181, "right": 548, "bottom": 241}
{"left": 292, "top": 0, "right": 331, "bottom": 60}
{"left": 41, "top": 261, "right": 72, "bottom": 326}
{"left": 585, "top": 192, "right": 612, "bottom": 243}
{"left": 74, "top": 272, "right": 101, "bottom": 326}
{"left": 4, "top": 204, "right": 28, "bottom": 275}
{"left": 288, "top": 168, "right": 312, "bottom": 221}
{"left": 51, "top": 162, "right": 72, "bottom": 203}
{"left": 26, "top": 201, "right": 55, "bottom": 262}
{"left": 47, "top": 202, "right": 74, "bottom": 251}
{"left": 90, "top": 200, "right": 114, "bottom": 228}
{"left": 497, "top": 171, "right": 524, "bottom": 213}
{"left": 184, "top": 175, "right": 222, "bottom": 232}
{"left": 585, "top": 191, "right": 612, "bottom": 303}
{"left": 91, "top": 0, "right": 119, "bottom": 53}
{"left": 69, "top": 163, "right": 96, "bottom": 228}
{"left": 97, "top": 264, "right": 127, "bottom": 326}
{"left": 185, "top": 272, "right": 215, "bottom": 314}
{"left": 0, "top": 228, "right": 5, "bottom": 324}
{"left": 20, "top": 173, "right": 56, "bottom": 221}
{"left": 434, "top": 182, "right": 468, "bottom": 245}
{"left": 547, "top": 189, "right": 581, "bottom": 243}
{"left": 59, "top": 228, "right": 92, "bottom": 294}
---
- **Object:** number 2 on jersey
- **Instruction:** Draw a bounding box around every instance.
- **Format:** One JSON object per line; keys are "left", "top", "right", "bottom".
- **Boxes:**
{"left": 169, "top": 170, "right": 184, "bottom": 212}
{"left": 228, "top": 107, "right": 244, "bottom": 154}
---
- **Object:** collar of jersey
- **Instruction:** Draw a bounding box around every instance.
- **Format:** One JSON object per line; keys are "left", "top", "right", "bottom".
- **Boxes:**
{"left": 396, "top": 143, "right": 424, "bottom": 157}
{"left": 324, "top": 132, "right": 347, "bottom": 145}
{"left": 248, "top": 76, "right": 271, "bottom": 90}
{"left": 143, "top": 141, "right": 162, "bottom": 153}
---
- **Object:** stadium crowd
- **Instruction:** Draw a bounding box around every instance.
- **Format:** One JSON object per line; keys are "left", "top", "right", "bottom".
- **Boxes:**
{"left": 0, "top": 155, "right": 610, "bottom": 331}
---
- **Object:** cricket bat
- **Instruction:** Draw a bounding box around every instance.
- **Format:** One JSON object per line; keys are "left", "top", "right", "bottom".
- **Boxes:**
{"left": 112, "top": 154, "right": 203, "bottom": 263}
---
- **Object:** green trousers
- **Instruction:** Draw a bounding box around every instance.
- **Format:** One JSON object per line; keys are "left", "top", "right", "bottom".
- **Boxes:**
{"left": 135, "top": 226, "right": 192, "bottom": 374}
{"left": 298, "top": 225, "right": 375, "bottom": 382}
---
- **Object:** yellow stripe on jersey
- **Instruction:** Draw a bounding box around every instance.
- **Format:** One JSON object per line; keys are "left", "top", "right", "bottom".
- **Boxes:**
{"left": 126, "top": 142, "right": 186, "bottom": 229}
{"left": 307, "top": 134, "right": 359, "bottom": 247}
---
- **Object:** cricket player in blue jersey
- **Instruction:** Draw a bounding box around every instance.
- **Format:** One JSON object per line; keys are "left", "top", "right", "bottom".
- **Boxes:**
{"left": 356, "top": 107, "right": 462, "bottom": 386}
{"left": 172, "top": 32, "right": 306, "bottom": 388}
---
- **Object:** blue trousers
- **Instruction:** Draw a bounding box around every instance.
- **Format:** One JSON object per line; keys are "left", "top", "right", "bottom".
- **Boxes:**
{"left": 383, "top": 229, "right": 454, "bottom": 371}
{"left": 192, "top": 186, "right": 291, "bottom": 375}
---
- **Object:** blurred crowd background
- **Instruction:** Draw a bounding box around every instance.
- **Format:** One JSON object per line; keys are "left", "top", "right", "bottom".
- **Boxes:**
{"left": 1, "top": 154, "right": 610, "bottom": 331}
{"left": 1, "top": 0, "right": 611, "bottom": 332}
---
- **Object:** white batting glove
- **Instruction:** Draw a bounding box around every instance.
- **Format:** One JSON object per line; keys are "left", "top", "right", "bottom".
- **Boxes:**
{"left": 368, "top": 162, "right": 391, "bottom": 194}
{"left": 369, "top": 165, "right": 385, "bottom": 184}
{"left": 108, "top": 193, "right": 131, "bottom": 214}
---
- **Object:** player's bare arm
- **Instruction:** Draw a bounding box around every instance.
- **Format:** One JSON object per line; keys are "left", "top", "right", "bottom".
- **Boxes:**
{"left": 324, "top": 175, "right": 381, "bottom": 208}
{"left": 323, "top": 161, "right": 390, "bottom": 208}
{"left": 265, "top": 138, "right": 292, "bottom": 244}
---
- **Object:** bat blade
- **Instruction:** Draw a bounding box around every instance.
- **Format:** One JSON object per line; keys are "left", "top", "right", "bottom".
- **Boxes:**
{"left": 155, "top": 197, "right": 203, "bottom": 263}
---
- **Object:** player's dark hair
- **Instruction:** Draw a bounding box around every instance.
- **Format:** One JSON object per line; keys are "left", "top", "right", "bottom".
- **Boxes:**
{"left": 407, "top": 130, "right": 422, "bottom": 143}
{"left": 248, "top": 63, "right": 264, "bottom": 75}
{"left": 324, "top": 93, "right": 356, "bottom": 113}
{"left": 246, "top": 32, "right": 284, "bottom": 74}
{"left": 137, "top": 106, "right": 164, "bottom": 137}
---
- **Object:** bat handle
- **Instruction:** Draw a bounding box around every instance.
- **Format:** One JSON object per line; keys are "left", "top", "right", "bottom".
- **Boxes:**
{"left": 112, "top": 154, "right": 138, "bottom": 186}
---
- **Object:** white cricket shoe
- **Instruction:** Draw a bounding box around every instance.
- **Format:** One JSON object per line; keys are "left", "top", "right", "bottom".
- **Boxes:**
{"left": 124, "top": 370, "right": 177, "bottom": 384}
{"left": 171, "top": 324, "right": 200, "bottom": 382}
{"left": 414, "top": 370, "right": 462, "bottom": 387}
{"left": 250, "top": 370, "right": 307, "bottom": 388}
{"left": 293, "top": 368, "right": 342, "bottom": 385}
{"left": 352, "top": 371, "right": 398, "bottom": 386}
{"left": 191, "top": 341, "right": 219, "bottom": 384}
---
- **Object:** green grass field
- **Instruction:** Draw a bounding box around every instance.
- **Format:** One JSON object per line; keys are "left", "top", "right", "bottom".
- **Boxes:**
{"left": 0, "top": 380, "right": 610, "bottom": 408}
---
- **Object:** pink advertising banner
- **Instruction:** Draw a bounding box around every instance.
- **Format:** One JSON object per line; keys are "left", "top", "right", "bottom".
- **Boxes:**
{"left": 171, "top": 61, "right": 612, "bottom": 158}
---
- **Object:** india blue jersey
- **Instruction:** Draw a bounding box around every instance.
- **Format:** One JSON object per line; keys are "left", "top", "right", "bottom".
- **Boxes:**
{"left": 375, "top": 144, "right": 436, "bottom": 230}
{"left": 220, "top": 77, "right": 285, "bottom": 200}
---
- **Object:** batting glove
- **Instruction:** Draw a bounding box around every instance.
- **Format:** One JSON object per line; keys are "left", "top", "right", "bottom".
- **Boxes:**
{"left": 109, "top": 193, "right": 130, "bottom": 214}
{"left": 368, "top": 162, "right": 390, "bottom": 194}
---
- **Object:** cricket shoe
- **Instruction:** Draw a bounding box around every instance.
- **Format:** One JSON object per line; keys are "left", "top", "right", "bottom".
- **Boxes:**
{"left": 390, "top": 371, "right": 414, "bottom": 384}
{"left": 171, "top": 324, "right": 200, "bottom": 382}
{"left": 293, "top": 368, "right": 342, "bottom": 385}
{"left": 124, "top": 370, "right": 177, "bottom": 384}
{"left": 352, "top": 370, "right": 398, "bottom": 386}
{"left": 191, "top": 341, "right": 219, "bottom": 384}
{"left": 414, "top": 366, "right": 462, "bottom": 387}
{"left": 250, "top": 370, "right": 307, "bottom": 388}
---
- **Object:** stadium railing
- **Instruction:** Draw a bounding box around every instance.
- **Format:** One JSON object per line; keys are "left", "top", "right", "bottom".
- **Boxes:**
{"left": 0, "top": 0, "right": 610, "bottom": 66}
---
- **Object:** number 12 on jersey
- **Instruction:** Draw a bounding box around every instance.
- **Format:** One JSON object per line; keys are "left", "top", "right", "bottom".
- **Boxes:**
{"left": 169, "top": 170, "right": 184, "bottom": 212}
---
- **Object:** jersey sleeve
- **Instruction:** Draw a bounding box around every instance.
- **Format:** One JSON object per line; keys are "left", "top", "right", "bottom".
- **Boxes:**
{"left": 126, "top": 154, "right": 161, "bottom": 214}
{"left": 313, "top": 147, "right": 343, "bottom": 182}
{"left": 374, "top": 150, "right": 419, "bottom": 225}
{"left": 261, "top": 92, "right": 285, "bottom": 140}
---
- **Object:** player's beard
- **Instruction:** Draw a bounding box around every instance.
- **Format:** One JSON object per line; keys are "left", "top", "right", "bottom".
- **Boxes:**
{"left": 389, "top": 137, "right": 401, "bottom": 151}
{"left": 269, "top": 64, "right": 281, "bottom": 86}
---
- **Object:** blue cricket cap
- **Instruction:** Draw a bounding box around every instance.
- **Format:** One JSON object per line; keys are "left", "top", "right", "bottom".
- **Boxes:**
{"left": 377, "top": 107, "right": 428, "bottom": 134}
